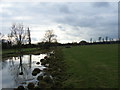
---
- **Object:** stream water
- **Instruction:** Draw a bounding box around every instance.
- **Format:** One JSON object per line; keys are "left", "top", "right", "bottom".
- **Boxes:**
{"left": 0, "top": 54, "right": 47, "bottom": 89}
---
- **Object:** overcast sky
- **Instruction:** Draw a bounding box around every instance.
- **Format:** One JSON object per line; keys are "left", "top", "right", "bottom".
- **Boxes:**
{"left": 0, "top": 1, "right": 118, "bottom": 43}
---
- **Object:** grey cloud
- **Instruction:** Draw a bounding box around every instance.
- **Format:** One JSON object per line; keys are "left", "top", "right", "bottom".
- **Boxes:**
{"left": 93, "top": 2, "right": 110, "bottom": 7}
{"left": 59, "top": 5, "right": 71, "bottom": 14}
{"left": 57, "top": 25, "right": 66, "bottom": 31}
{"left": 0, "top": 2, "right": 118, "bottom": 43}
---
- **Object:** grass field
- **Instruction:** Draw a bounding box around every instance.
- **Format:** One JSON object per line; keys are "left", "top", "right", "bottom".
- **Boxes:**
{"left": 2, "top": 48, "right": 36, "bottom": 54}
{"left": 2, "top": 48, "right": 38, "bottom": 55}
{"left": 62, "top": 44, "right": 118, "bottom": 88}
{"left": 2, "top": 48, "right": 42, "bottom": 59}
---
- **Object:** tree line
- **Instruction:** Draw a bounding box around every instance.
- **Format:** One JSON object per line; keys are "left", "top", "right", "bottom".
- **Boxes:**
{"left": 90, "top": 36, "right": 118, "bottom": 43}
{"left": 0, "top": 23, "right": 120, "bottom": 49}
{"left": 1, "top": 23, "right": 57, "bottom": 49}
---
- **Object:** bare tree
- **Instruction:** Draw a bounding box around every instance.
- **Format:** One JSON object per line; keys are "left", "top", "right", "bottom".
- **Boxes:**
{"left": 10, "top": 23, "right": 28, "bottom": 46}
{"left": 98, "top": 37, "right": 102, "bottom": 42}
{"left": 27, "top": 27, "right": 31, "bottom": 45}
{"left": 43, "top": 30, "right": 57, "bottom": 43}
{"left": 102, "top": 38, "right": 104, "bottom": 42}
{"left": 90, "top": 38, "right": 92, "bottom": 43}
{"left": 105, "top": 36, "right": 108, "bottom": 42}
{"left": 42, "top": 30, "right": 57, "bottom": 49}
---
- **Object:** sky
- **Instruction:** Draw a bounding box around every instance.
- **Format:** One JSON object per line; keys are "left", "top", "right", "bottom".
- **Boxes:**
{"left": 0, "top": 1, "right": 118, "bottom": 43}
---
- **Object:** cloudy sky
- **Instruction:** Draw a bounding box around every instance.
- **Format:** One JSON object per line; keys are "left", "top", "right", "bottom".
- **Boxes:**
{"left": 0, "top": 1, "right": 118, "bottom": 43}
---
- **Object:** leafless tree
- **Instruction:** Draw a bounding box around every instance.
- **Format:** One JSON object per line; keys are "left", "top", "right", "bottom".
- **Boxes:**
{"left": 105, "top": 36, "right": 108, "bottom": 42}
{"left": 43, "top": 30, "right": 57, "bottom": 43}
{"left": 102, "top": 38, "right": 104, "bottom": 42}
{"left": 27, "top": 27, "right": 31, "bottom": 45}
{"left": 98, "top": 37, "right": 102, "bottom": 42}
{"left": 90, "top": 38, "right": 92, "bottom": 43}
{"left": 10, "top": 23, "right": 28, "bottom": 46}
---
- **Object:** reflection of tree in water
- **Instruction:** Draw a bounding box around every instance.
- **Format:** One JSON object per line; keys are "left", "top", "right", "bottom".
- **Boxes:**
{"left": 8, "top": 55, "right": 34, "bottom": 86}
{"left": 9, "top": 57, "right": 15, "bottom": 68}
{"left": 29, "top": 55, "right": 32, "bottom": 68}
{"left": 0, "top": 59, "right": 9, "bottom": 70}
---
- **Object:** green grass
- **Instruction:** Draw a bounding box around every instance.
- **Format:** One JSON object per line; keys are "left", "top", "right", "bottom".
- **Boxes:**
{"left": 2, "top": 48, "right": 42, "bottom": 59}
{"left": 2, "top": 48, "right": 37, "bottom": 55}
{"left": 62, "top": 44, "right": 118, "bottom": 88}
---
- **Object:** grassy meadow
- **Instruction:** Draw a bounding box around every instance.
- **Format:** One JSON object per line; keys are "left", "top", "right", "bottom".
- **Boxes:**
{"left": 62, "top": 44, "right": 118, "bottom": 88}
{"left": 2, "top": 44, "right": 119, "bottom": 88}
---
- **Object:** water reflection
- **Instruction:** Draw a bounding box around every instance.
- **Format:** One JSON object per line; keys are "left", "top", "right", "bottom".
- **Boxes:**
{"left": 29, "top": 55, "right": 32, "bottom": 68}
{"left": 1, "top": 54, "right": 47, "bottom": 88}
{"left": 0, "top": 60, "right": 7, "bottom": 70}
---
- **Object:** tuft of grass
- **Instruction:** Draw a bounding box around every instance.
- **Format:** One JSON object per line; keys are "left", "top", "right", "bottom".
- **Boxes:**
{"left": 62, "top": 44, "right": 118, "bottom": 88}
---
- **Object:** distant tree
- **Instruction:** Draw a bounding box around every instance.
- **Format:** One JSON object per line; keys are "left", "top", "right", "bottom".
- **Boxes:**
{"left": 27, "top": 27, "right": 31, "bottom": 45}
{"left": 10, "top": 23, "right": 28, "bottom": 46}
{"left": 43, "top": 30, "right": 57, "bottom": 43}
{"left": 98, "top": 37, "right": 102, "bottom": 42}
{"left": 111, "top": 38, "right": 114, "bottom": 41}
{"left": 93, "top": 40, "right": 96, "bottom": 43}
{"left": 105, "top": 36, "right": 108, "bottom": 42}
{"left": 102, "top": 38, "right": 104, "bottom": 42}
{"left": 72, "top": 42, "right": 78, "bottom": 45}
{"left": 90, "top": 38, "right": 92, "bottom": 43}
{"left": 10, "top": 23, "right": 29, "bottom": 51}
{"left": 42, "top": 30, "right": 57, "bottom": 49}
{"left": 109, "top": 38, "right": 113, "bottom": 42}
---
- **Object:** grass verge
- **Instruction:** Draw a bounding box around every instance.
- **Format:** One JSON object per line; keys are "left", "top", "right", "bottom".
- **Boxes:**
{"left": 2, "top": 48, "right": 48, "bottom": 59}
